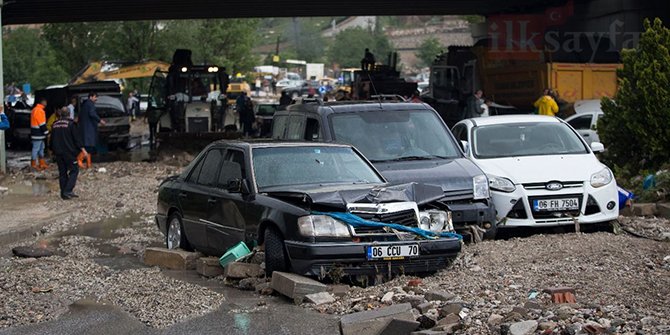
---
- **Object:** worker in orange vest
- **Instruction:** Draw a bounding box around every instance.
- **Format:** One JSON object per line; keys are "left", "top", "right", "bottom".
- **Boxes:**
{"left": 30, "top": 97, "right": 51, "bottom": 171}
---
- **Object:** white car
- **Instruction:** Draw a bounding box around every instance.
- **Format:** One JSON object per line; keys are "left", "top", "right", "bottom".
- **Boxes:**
{"left": 565, "top": 110, "right": 603, "bottom": 146}
{"left": 452, "top": 115, "right": 618, "bottom": 228}
{"left": 276, "top": 79, "right": 303, "bottom": 91}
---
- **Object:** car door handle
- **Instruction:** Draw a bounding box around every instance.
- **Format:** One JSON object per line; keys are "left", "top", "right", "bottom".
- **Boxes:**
{"left": 179, "top": 193, "right": 187, "bottom": 200}
{"left": 208, "top": 198, "right": 217, "bottom": 205}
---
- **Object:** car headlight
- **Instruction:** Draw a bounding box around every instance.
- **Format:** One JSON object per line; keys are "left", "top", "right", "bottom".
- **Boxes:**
{"left": 488, "top": 174, "right": 516, "bottom": 193}
{"left": 419, "top": 210, "right": 454, "bottom": 232}
{"left": 590, "top": 167, "right": 613, "bottom": 188}
{"left": 297, "top": 215, "right": 351, "bottom": 238}
{"left": 473, "top": 175, "right": 490, "bottom": 199}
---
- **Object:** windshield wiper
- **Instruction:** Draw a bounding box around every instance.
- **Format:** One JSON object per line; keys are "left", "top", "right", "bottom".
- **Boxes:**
{"left": 390, "top": 155, "right": 450, "bottom": 162}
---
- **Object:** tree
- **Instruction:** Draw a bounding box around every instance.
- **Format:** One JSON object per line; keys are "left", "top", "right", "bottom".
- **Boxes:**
{"left": 3, "top": 27, "right": 69, "bottom": 90}
{"left": 42, "top": 22, "right": 112, "bottom": 76}
{"left": 284, "top": 18, "right": 327, "bottom": 63}
{"left": 598, "top": 18, "right": 670, "bottom": 176}
{"left": 416, "top": 37, "right": 443, "bottom": 68}
{"left": 328, "top": 26, "right": 396, "bottom": 68}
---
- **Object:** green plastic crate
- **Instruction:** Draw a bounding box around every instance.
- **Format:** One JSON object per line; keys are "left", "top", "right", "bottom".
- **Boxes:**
{"left": 218, "top": 241, "right": 251, "bottom": 268}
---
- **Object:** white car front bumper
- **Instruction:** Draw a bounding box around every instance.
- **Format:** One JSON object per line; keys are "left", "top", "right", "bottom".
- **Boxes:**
{"left": 492, "top": 180, "right": 619, "bottom": 228}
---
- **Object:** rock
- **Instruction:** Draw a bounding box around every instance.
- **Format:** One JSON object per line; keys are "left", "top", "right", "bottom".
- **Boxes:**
{"left": 437, "top": 313, "right": 460, "bottom": 326}
{"left": 328, "top": 284, "right": 351, "bottom": 298}
{"left": 378, "top": 318, "right": 420, "bottom": 335}
{"left": 416, "top": 315, "right": 437, "bottom": 329}
{"left": 511, "top": 306, "right": 528, "bottom": 318}
{"left": 15, "top": 257, "right": 38, "bottom": 265}
{"left": 255, "top": 282, "right": 274, "bottom": 295}
{"left": 271, "top": 271, "right": 327, "bottom": 301}
{"left": 196, "top": 257, "right": 224, "bottom": 277}
{"left": 97, "top": 167, "right": 107, "bottom": 173}
{"left": 509, "top": 320, "right": 538, "bottom": 335}
{"left": 305, "top": 292, "right": 335, "bottom": 305}
{"left": 632, "top": 203, "right": 658, "bottom": 216}
{"left": 488, "top": 313, "right": 504, "bottom": 326}
{"left": 506, "top": 312, "right": 524, "bottom": 321}
{"left": 381, "top": 292, "right": 394, "bottom": 304}
{"left": 339, "top": 303, "right": 414, "bottom": 335}
{"left": 408, "top": 279, "right": 423, "bottom": 287}
{"left": 539, "top": 321, "right": 558, "bottom": 330}
{"left": 524, "top": 300, "right": 544, "bottom": 311}
{"left": 424, "top": 291, "right": 455, "bottom": 302}
{"left": 657, "top": 203, "right": 670, "bottom": 220}
{"left": 439, "top": 303, "right": 462, "bottom": 317}
{"left": 144, "top": 247, "right": 202, "bottom": 270}
{"left": 557, "top": 306, "right": 578, "bottom": 320}
{"left": 115, "top": 201, "right": 125, "bottom": 208}
{"left": 224, "top": 263, "right": 265, "bottom": 279}
{"left": 238, "top": 277, "right": 265, "bottom": 290}
{"left": 12, "top": 246, "right": 53, "bottom": 258}
{"left": 416, "top": 302, "right": 433, "bottom": 314}
{"left": 399, "top": 295, "right": 427, "bottom": 309}
{"left": 410, "top": 330, "right": 447, "bottom": 335}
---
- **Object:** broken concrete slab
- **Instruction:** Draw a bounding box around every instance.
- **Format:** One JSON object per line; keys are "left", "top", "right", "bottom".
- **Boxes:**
{"left": 424, "top": 291, "right": 455, "bottom": 302}
{"left": 144, "top": 247, "right": 202, "bottom": 270}
{"left": 437, "top": 313, "right": 460, "bottom": 326}
{"left": 381, "top": 292, "right": 394, "bottom": 304}
{"left": 416, "top": 302, "right": 433, "bottom": 314}
{"left": 305, "top": 292, "right": 335, "bottom": 305}
{"left": 632, "top": 203, "right": 658, "bottom": 216}
{"left": 224, "top": 262, "right": 265, "bottom": 279}
{"left": 378, "top": 318, "right": 420, "bottom": 335}
{"left": 196, "top": 257, "right": 224, "bottom": 277}
{"left": 271, "top": 271, "right": 327, "bottom": 301}
{"left": 399, "top": 295, "right": 427, "bottom": 309}
{"left": 339, "top": 303, "right": 414, "bottom": 335}
{"left": 657, "top": 203, "right": 670, "bottom": 220}
{"left": 524, "top": 300, "right": 544, "bottom": 311}
{"left": 328, "top": 284, "right": 351, "bottom": 298}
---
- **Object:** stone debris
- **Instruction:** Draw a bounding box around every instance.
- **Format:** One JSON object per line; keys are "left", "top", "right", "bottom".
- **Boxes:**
{"left": 305, "top": 292, "right": 336, "bottom": 305}
{"left": 143, "top": 247, "right": 202, "bottom": 270}
{"left": 509, "top": 320, "right": 538, "bottom": 335}
{"left": 424, "top": 291, "right": 455, "bottom": 302}
{"left": 271, "top": 271, "right": 327, "bottom": 302}
{"left": 339, "top": 303, "right": 414, "bottom": 335}
{"left": 12, "top": 245, "right": 54, "bottom": 258}
{"left": 328, "top": 284, "right": 351, "bottom": 298}
{"left": 381, "top": 292, "right": 394, "bottom": 304}
{"left": 223, "top": 263, "right": 265, "bottom": 279}
{"left": 618, "top": 215, "right": 670, "bottom": 240}
{"left": 378, "top": 318, "right": 420, "bottom": 335}
{"left": 196, "top": 257, "right": 225, "bottom": 277}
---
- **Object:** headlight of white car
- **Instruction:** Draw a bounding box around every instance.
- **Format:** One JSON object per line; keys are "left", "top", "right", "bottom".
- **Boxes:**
{"left": 488, "top": 174, "right": 516, "bottom": 193}
{"left": 473, "top": 175, "right": 490, "bottom": 199}
{"left": 590, "top": 168, "right": 613, "bottom": 188}
{"left": 297, "top": 215, "right": 351, "bottom": 238}
{"left": 419, "top": 210, "right": 454, "bottom": 232}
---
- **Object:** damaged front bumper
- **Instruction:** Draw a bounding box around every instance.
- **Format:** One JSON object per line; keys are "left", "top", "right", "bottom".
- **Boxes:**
{"left": 285, "top": 238, "right": 461, "bottom": 277}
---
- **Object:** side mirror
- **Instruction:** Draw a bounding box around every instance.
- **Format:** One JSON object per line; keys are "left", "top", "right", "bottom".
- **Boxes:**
{"left": 591, "top": 142, "right": 605, "bottom": 153}
{"left": 460, "top": 140, "right": 470, "bottom": 156}
{"left": 227, "top": 178, "right": 250, "bottom": 194}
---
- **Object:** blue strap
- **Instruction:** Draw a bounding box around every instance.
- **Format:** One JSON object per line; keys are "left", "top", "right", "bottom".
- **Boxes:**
{"left": 313, "top": 211, "right": 462, "bottom": 240}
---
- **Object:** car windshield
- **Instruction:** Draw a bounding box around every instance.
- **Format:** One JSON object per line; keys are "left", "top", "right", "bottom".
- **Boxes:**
{"left": 330, "top": 110, "right": 460, "bottom": 162}
{"left": 252, "top": 146, "right": 384, "bottom": 189}
{"left": 256, "top": 105, "right": 277, "bottom": 116}
{"left": 472, "top": 122, "right": 588, "bottom": 159}
{"left": 95, "top": 95, "right": 125, "bottom": 112}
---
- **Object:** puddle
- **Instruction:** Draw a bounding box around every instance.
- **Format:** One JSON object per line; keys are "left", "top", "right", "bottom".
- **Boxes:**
{"left": 56, "top": 213, "right": 145, "bottom": 239}
{"left": 5, "top": 180, "right": 59, "bottom": 196}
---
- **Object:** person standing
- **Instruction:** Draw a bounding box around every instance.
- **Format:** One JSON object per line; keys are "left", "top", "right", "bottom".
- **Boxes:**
{"left": 255, "top": 77, "right": 261, "bottom": 96}
{"left": 30, "top": 98, "right": 51, "bottom": 171}
{"left": 78, "top": 92, "right": 105, "bottom": 169}
{"left": 67, "top": 98, "right": 77, "bottom": 120}
{"left": 127, "top": 92, "right": 139, "bottom": 121}
{"left": 0, "top": 105, "right": 10, "bottom": 130}
{"left": 240, "top": 98, "right": 255, "bottom": 138}
{"left": 464, "top": 90, "right": 484, "bottom": 119}
{"left": 279, "top": 91, "right": 292, "bottom": 107}
{"left": 145, "top": 107, "right": 159, "bottom": 146}
{"left": 51, "top": 107, "right": 87, "bottom": 200}
{"left": 534, "top": 89, "right": 559, "bottom": 116}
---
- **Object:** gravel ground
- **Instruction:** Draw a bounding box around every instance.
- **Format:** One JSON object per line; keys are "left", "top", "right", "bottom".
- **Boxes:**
{"left": 310, "top": 229, "right": 670, "bottom": 334}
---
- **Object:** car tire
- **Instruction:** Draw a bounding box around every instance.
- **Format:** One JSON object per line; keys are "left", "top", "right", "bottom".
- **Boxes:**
{"left": 166, "top": 212, "right": 193, "bottom": 251}
{"left": 264, "top": 226, "right": 288, "bottom": 276}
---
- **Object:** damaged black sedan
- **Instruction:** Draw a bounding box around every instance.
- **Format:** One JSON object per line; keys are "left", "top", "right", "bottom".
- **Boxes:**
{"left": 155, "top": 141, "right": 462, "bottom": 278}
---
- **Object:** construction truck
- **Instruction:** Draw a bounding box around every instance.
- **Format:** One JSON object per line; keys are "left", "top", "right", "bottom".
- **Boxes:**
{"left": 339, "top": 53, "right": 416, "bottom": 99}
{"left": 69, "top": 60, "right": 171, "bottom": 86}
{"left": 424, "top": 46, "right": 622, "bottom": 126}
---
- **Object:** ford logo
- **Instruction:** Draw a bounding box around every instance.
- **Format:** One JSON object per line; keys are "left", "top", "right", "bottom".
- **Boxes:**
{"left": 546, "top": 182, "right": 563, "bottom": 191}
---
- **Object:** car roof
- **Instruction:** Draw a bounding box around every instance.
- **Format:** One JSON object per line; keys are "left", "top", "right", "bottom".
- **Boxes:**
{"left": 465, "top": 115, "right": 563, "bottom": 127}
{"left": 211, "top": 139, "right": 354, "bottom": 150}
{"left": 282, "top": 101, "right": 432, "bottom": 116}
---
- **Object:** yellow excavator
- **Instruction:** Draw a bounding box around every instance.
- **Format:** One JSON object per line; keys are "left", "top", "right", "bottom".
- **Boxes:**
{"left": 68, "top": 60, "right": 171, "bottom": 85}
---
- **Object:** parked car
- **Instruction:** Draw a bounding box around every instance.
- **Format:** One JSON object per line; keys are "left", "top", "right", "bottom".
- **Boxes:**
{"left": 276, "top": 79, "right": 303, "bottom": 91}
{"left": 155, "top": 141, "right": 462, "bottom": 277}
{"left": 282, "top": 80, "right": 321, "bottom": 99}
{"left": 253, "top": 102, "right": 279, "bottom": 137}
{"left": 271, "top": 101, "right": 497, "bottom": 240}
{"left": 565, "top": 111, "right": 603, "bottom": 146}
{"left": 452, "top": 115, "right": 618, "bottom": 229}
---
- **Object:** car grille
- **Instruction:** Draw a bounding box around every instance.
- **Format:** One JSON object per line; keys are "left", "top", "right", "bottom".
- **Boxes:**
{"left": 523, "top": 181, "right": 583, "bottom": 190}
{"left": 441, "top": 189, "right": 474, "bottom": 202}
{"left": 350, "top": 209, "right": 418, "bottom": 236}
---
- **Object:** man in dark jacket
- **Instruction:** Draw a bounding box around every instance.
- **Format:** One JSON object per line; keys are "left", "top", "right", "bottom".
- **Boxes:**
{"left": 77, "top": 92, "right": 105, "bottom": 168}
{"left": 279, "top": 91, "right": 292, "bottom": 107}
{"left": 51, "top": 107, "right": 87, "bottom": 200}
{"left": 463, "top": 90, "right": 484, "bottom": 120}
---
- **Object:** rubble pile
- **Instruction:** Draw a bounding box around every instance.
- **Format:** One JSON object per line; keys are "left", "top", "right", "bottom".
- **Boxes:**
{"left": 618, "top": 215, "right": 670, "bottom": 240}
{"left": 302, "top": 232, "right": 670, "bottom": 334}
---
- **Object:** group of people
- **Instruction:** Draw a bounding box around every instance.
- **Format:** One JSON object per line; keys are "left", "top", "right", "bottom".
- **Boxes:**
{"left": 254, "top": 76, "right": 278, "bottom": 96}
{"left": 28, "top": 92, "right": 105, "bottom": 200}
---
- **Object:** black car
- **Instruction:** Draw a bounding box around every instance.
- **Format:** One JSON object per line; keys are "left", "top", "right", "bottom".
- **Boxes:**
{"left": 271, "top": 100, "right": 497, "bottom": 240}
{"left": 282, "top": 80, "right": 321, "bottom": 99}
{"left": 253, "top": 103, "right": 279, "bottom": 137}
{"left": 155, "top": 141, "right": 461, "bottom": 277}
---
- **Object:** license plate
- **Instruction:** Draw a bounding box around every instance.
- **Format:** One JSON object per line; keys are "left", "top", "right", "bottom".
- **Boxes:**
{"left": 366, "top": 244, "right": 419, "bottom": 260}
{"left": 533, "top": 198, "right": 579, "bottom": 211}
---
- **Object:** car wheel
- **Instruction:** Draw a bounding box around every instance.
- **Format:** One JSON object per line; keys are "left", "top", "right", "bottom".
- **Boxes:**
{"left": 166, "top": 212, "right": 193, "bottom": 251}
{"left": 264, "top": 226, "right": 288, "bottom": 276}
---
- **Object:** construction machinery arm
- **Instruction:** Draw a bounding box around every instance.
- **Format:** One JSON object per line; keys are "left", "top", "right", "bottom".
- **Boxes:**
{"left": 69, "top": 60, "right": 171, "bottom": 85}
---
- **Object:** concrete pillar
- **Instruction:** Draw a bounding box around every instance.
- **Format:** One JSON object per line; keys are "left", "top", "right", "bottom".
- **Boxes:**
{"left": 0, "top": 0, "right": 5, "bottom": 174}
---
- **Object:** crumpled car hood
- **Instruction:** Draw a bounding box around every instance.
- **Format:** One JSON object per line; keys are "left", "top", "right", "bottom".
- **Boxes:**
{"left": 373, "top": 159, "right": 480, "bottom": 192}
{"left": 264, "top": 182, "right": 444, "bottom": 210}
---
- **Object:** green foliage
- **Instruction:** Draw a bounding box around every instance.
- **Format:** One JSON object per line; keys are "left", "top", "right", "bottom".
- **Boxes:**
{"left": 416, "top": 37, "right": 444, "bottom": 68}
{"left": 459, "top": 15, "right": 485, "bottom": 24}
{"left": 42, "top": 22, "right": 111, "bottom": 76}
{"left": 3, "top": 27, "right": 69, "bottom": 90}
{"left": 327, "top": 25, "right": 396, "bottom": 68}
{"left": 598, "top": 18, "right": 670, "bottom": 178}
{"left": 285, "top": 18, "right": 327, "bottom": 63}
